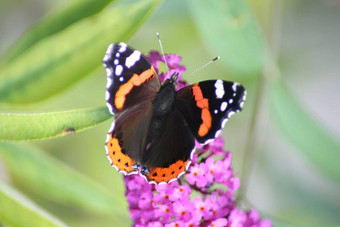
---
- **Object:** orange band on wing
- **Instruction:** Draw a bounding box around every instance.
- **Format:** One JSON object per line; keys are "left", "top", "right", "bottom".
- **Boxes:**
{"left": 192, "top": 84, "right": 212, "bottom": 137}
{"left": 106, "top": 134, "right": 136, "bottom": 174}
{"left": 144, "top": 159, "right": 190, "bottom": 183}
{"left": 115, "top": 67, "right": 156, "bottom": 109}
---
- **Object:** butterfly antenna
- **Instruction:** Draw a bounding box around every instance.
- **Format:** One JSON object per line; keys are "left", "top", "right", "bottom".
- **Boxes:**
{"left": 156, "top": 32, "right": 170, "bottom": 71}
{"left": 183, "top": 56, "right": 220, "bottom": 79}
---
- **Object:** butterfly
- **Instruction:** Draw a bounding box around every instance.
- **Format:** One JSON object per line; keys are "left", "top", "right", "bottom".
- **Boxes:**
{"left": 103, "top": 42, "right": 246, "bottom": 184}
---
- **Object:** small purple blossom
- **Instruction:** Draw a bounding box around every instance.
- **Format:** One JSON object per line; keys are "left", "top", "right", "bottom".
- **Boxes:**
{"left": 123, "top": 51, "right": 271, "bottom": 227}
{"left": 186, "top": 163, "right": 208, "bottom": 187}
{"left": 210, "top": 218, "right": 228, "bottom": 227}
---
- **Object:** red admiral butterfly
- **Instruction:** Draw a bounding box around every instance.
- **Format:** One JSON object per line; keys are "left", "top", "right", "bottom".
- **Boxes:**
{"left": 103, "top": 43, "right": 246, "bottom": 184}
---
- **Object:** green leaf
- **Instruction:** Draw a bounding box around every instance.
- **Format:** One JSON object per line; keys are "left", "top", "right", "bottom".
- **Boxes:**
{"left": 0, "top": 0, "right": 114, "bottom": 65}
{"left": 0, "top": 0, "right": 162, "bottom": 104}
{"left": 0, "top": 106, "right": 112, "bottom": 141}
{"left": 0, "top": 142, "right": 129, "bottom": 222}
{"left": 187, "top": 0, "right": 264, "bottom": 79}
{"left": 0, "top": 179, "right": 66, "bottom": 227}
{"left": 270, "top": 80, "right": 340, "bottom": 182}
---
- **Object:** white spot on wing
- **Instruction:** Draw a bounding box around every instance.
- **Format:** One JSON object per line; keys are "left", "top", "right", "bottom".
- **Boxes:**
{"left": 232, "top": 83, "right": 239, "bottom": 92}
{"left": 214, "top": 130, "right": 222, "bottom": 138}
{"left": 103, "top": 44, "right": 114, "bottom": 64}
{"left": 115, "top": 65, "right": 123, "bottom": 76}
{"left": 105, "top": 145, "right": 111, "bottom": 160}
{"left": 106, "top": 103, "right": 114, "bottom": 114}
{"left": 220, "top": 101, "right": 228, "bottom": 112}
{"left": 114, "top": 59, "right": 119, "bottom": 65}
{"left": 214, "top": 109, "right": 218, "bottom": 114}
{"left": 116, "top": 53, "right": 120, "bottom": 58}
{"left": 118, "top": 43, "right": 127, "bottom": 53}
{"left": 108, "top": 121, "right": 115, "bottom": 133}
{"left": 126, "top": 171, "right": 138, "bottom": 176}
{"left": 221, "top": 118, "right": 228, "bottom": 128}
{"left": 239, "top": 90, "right": 246, "bottom": 109}
{"left": 103, "top": 54, "right": 109, "bottom": 62}
{"left": 106, "top": 77, "right": 113, "bottom": 88}
{"left": 106, "top": 43, "right": 114, "bottom": 55}
{"left": 106, "top": 134, "right": 110, "bottom": 144}
{"left": 228, "top": 111, "right": 235, "bottom": 118}
{"left": 126, "top": 50, "right": 141, "bottom": 68}
{"left": 229, "top": 99, "right": 233, "bottom": 104}
{"left": 105, "top": 68, "right": 113, "bottom": 76}
{"left": 189, "top": 146, "right": 196, "bottom": 160}
{"left": 214, "top": 80, "right": 225, "bottom": 99}
{"left": 105, "top": 91, "right": 110, "bottom": 101}
{"left": 243, "top": 91, "right": 247, "bottom": 101}
{"left": 119, "top": 77, "right": 124, "bottom": 82}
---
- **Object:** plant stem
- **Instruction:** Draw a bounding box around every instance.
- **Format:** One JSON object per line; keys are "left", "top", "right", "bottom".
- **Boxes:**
{"left": 236, "top": 0, "right": 282, "bottom": 202}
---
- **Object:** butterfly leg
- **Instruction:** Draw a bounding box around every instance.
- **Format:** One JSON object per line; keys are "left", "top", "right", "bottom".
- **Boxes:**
{"left": 141, "top": 167, "right": 150, "bottom": 174}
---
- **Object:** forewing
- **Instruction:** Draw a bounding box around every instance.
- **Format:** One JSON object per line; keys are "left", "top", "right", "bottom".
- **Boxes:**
{"left": 175, "top": 80, "right": 246, "bottom": 144}
{"left": 103, "top": 42, "right": 161, "bottom": 114}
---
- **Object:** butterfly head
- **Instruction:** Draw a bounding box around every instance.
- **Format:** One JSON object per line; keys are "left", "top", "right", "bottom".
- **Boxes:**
{"left": 170, "top": 72, "right": 179, "bottom": 82}
{"left": 162, "top": 72, "right": 179, "bottom": 88}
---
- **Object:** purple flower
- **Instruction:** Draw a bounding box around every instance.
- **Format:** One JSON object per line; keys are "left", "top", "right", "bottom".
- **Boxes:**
{"left": 146, "top": 51, "right": 187, "bottom": 90}
{"left": 154, "top": 204, "right": 172, "bottom": 223}
{"left": 210, "top": 218, "right": 228, "bottom": 227}
{"left": 186, "top": 163, "right": 208, "bottom": 187}
{"left": 123, "top": 51, "right": 272, "bottom": 227}
{"left": 173, "top": 201, "right": 193, "bottom": 222}
{"left": 169, "top": 185, "right": 191, "bottom": 202}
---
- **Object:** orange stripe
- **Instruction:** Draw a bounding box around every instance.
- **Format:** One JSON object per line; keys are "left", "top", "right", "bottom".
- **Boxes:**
{"left": 192, "top": 84, "right": 212, "bottom": 137}
{"left": 114, "top": 67, "right": 156, "bottom": 109}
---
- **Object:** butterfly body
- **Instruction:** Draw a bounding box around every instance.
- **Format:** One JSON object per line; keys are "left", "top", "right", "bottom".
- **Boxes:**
{"left": 152, "top": 74, "right": 177, "bottom": 117}
{"left": 103, "top": 42, "right": 246, "bottom": 184}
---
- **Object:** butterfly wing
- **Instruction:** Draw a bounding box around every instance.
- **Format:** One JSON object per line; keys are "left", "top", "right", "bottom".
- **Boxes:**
{"left": 103, "top": 43, "right": 161, "bottom": 175}
{"left": 175, "top": 80, "right": 246, "bottom": 144}
{"left": 103, "top": 42, "right": 161, "bottom": 114}
{"left": 140, "top": 108, "right": 195, "bottom": 184}
{"left": 106, "top": 102, "right": 154, "bottom": 175}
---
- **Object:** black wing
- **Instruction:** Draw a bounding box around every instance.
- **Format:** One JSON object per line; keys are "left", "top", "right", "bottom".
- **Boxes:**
{"left": 175, "top": 80, "right": 246, "bottom": 144}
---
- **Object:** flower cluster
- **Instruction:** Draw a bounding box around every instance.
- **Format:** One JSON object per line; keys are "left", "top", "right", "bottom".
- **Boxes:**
{"left": 123, "top": 52, "right": 271, "bottom": 227}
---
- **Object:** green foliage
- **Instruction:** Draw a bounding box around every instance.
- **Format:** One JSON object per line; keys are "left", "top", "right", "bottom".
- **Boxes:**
{"left": 270, "top": 80, "right": 340, "bottom": 182}
{"left": 0, "top": 107, "right": 111, "bottom": 141}
{"left": 0, "top": 0, "right": 161, "bottom": 104}
{"left": 0, "top": 179, "right": 66, "bottom": 227}
{"left": 187, "top": 0, "right": 264, "bottom": 79}
{"left": 0, "top": 0, "right": 114, "bottom": 65}
{"left": 0, "top": 143, "right": 129, "bottom": 220}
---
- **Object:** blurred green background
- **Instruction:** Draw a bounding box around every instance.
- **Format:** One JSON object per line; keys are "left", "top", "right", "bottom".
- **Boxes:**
{"left": 0, "top": 0, "right": 339, "bottom": 226}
